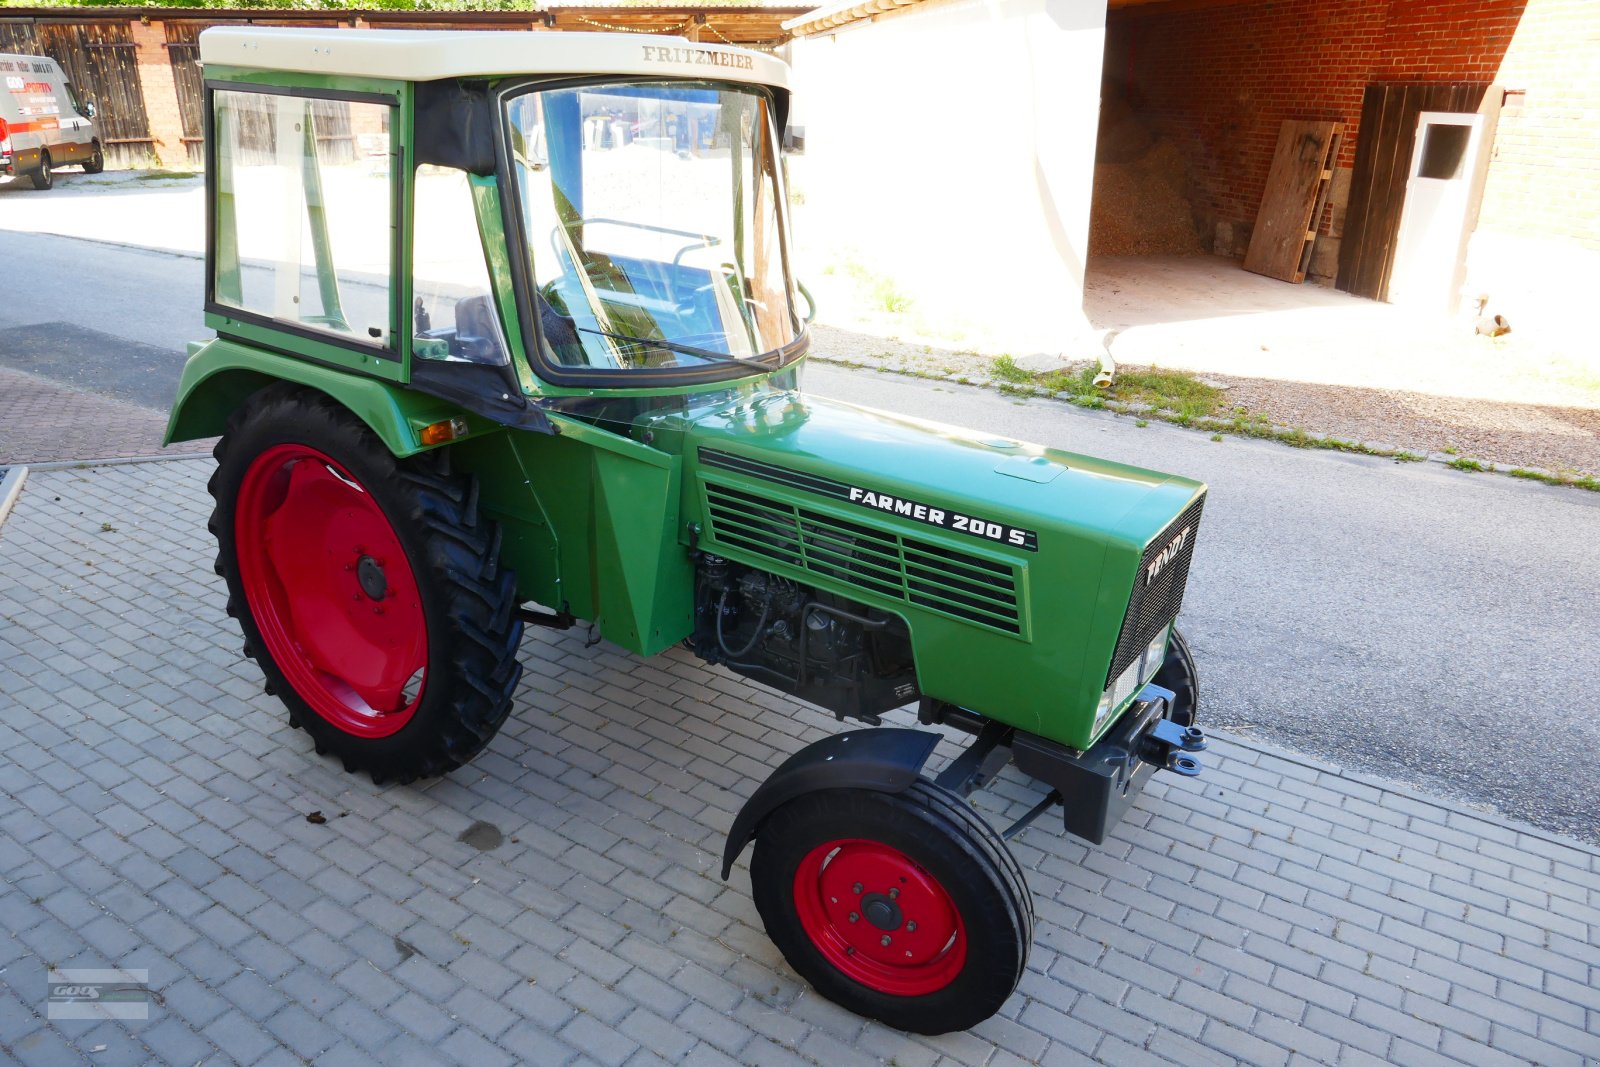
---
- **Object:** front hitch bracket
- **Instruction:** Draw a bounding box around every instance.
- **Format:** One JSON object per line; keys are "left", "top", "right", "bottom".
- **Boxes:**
{"left": 1139, "top": 717, "right": 1207, "bottom": 777}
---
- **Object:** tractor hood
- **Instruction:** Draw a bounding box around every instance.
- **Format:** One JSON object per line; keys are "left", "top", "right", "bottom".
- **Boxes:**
{"left": 672, "top": 389, "right": 1200, "bottom": 559}
{"left": 654, "top": 388, "right": 1207, "bottom": 748}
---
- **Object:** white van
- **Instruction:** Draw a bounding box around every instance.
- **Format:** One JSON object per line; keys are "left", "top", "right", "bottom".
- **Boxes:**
{"left": 1, "top": 52, "right": 102, "bottom": 190}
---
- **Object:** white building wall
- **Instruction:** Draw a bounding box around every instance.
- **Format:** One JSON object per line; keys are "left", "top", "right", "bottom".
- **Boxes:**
{"left": 787, "top": 0, "right": 1107, "bottom": 355}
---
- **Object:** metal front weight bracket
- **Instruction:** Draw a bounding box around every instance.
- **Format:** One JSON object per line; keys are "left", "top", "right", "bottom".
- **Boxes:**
{"left": 1139, "top": 716, "right": 1207, "bottom": 777}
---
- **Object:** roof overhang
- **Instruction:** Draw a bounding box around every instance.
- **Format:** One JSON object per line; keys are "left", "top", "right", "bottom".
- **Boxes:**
{"left": 782, "top": 0, "right": 924, "bottom": 36}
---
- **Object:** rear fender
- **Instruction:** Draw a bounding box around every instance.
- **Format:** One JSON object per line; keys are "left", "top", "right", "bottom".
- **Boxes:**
{"left": 165, "top": 339, "right": 468, "bottom": 458}
{"left": 720, "top": 728, "right": 940, "bottom": 879}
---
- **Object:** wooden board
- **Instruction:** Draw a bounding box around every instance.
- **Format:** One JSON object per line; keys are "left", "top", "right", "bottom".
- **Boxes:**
{"left": 1244, "top": 120, "right": 1342, "bottom": 283}
{"left": 1336, "top": 82, "right": 1492, "bottom": 301}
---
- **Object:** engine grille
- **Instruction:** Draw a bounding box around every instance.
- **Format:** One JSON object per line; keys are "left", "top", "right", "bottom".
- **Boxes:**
{"left": 701, "top": 479, "right": 1024, "bottom": 637}
{"left": 1105, "top": 494, "right": 1205, "bottom": 687}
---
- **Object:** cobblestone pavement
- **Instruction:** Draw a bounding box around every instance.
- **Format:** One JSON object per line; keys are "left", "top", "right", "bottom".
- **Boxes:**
{"left": 1, "top": 457, "right": 1597, "bottom": 1067}
{"left": 0, "top": 368, "right": 212, "bottom": 466}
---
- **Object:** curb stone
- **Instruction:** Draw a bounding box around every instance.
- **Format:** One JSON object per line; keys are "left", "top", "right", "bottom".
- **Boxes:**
{"left": 0, "top": 464, "right": 27, "bottom": 528}
{"left": 28, "top": 451, "right": 215, "bottom": 473}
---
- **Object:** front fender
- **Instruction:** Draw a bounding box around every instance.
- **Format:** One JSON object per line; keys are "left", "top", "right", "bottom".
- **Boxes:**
{"left": 720, "top": 728, "right": 940, "bottom": 879}
{"left": 164, "top": 339, "right": 466, "bottom": 458}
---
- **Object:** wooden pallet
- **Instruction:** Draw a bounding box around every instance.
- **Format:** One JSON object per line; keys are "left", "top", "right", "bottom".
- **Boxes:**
{"left": 1244, "top": 120, "right": 1344, "bottom": 284}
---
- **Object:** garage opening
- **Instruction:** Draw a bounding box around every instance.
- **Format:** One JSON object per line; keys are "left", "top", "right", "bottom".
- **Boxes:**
{"left": 1086, "top": 0, "right": 1525, "bottom": 328}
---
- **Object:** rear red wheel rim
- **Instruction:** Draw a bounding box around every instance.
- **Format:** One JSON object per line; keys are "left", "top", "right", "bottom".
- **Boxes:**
{"left": 234, "top": 443, "right": 427, "bottom": 738}
{"left": 792, "top": 838, "right": 967, "bottom": 996}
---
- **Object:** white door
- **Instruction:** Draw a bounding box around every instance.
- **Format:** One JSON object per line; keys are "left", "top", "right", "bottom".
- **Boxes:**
{"left": 1387, "top": 111, "right": 1484, "bottom": 311}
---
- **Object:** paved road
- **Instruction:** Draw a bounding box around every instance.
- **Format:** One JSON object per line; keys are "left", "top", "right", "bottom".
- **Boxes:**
{"left": 4, "top": 220, "right": 1598, "bottom": 844}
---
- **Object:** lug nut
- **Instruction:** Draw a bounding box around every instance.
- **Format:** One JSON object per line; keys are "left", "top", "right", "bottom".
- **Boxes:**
{"left": 848, "top": 912, "right": 859, "bottom": 923}
{"left": 906, "top": 921, "right": 917, "bottom": 932}
{"left": 880, "top": 935, "right": 891, "bottom": 947}
{"left": 852, "top": 882, "right": 862, "bottom": 895}
{"left": 889, "top": 888, "right": 899, "bottom": 900}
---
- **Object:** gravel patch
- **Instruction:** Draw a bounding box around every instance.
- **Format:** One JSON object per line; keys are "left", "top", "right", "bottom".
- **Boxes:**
{"left": 807, "top": 323, "right": 1600, "bottom": 477}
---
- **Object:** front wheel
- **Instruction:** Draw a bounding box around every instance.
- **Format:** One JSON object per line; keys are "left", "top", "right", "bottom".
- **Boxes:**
{"left": 1153, "top": 626, "right": 1199, "bottom": 726}
{"left": 29, "top": 151, "right": 52, "bottom": 190}
{"left": 750, "top": 779, "right": 1032, "bottom": 1034}
{"left": 209, "top": 385, "right": 523, "bottom": 784}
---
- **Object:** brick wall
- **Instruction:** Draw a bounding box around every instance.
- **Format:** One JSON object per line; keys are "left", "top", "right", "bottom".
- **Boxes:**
{"left": 1473, "top": 0, "right": 1600, "bottom": 248}
{"left": 129, "top": 19, "right": 186, "bottom": 169}
{"left": 1104, "top": 0, "right": 1597, "bottom": 253}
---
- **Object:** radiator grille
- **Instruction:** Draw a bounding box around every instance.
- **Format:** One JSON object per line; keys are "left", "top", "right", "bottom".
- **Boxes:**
{"left": 1105, "top": 494, "right": 1205, "bottom": 687}
{"left": 702, "top": 481, "right": 1023, "bottom": 636}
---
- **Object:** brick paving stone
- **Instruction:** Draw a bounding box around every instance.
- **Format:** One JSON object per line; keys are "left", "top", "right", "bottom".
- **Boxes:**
{"left": 0, "top": 367, "right": 214, "bottom": 465}
{"left": 2, "top": 457, "right": 1599, "bottom": 1066}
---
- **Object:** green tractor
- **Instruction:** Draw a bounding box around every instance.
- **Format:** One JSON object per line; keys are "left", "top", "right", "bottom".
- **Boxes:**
{"left": 168, "top": 26, "right": 1208, "bottom": 1034}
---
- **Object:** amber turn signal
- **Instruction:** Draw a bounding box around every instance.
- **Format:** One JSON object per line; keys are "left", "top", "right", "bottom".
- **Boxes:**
{"left": 420, "top": 417, "right": 469, "bottom": 446}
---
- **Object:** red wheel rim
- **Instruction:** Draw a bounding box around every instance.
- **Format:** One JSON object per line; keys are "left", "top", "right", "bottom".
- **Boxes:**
{"left": 234, "top": 443, "right": 427, "bottom": 738}
{"left": 792, "top": 838, "right": 967, "bottom": 996}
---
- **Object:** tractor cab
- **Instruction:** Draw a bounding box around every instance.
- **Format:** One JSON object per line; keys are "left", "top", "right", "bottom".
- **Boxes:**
{"left": 197, "top": 27, "right": 803, "bottom": 436}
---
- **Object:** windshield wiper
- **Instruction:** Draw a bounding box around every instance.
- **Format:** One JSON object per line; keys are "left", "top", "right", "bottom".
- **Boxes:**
{"left": 578, "top": 328, "right": 782, "bottom": 369}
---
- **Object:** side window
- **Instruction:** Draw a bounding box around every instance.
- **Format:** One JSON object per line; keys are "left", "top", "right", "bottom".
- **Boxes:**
{"left": 211, "top": 89, "right": 394, "bottom": 348}
{"left": 411, "top": 165, "right": 508, "bottom": 365}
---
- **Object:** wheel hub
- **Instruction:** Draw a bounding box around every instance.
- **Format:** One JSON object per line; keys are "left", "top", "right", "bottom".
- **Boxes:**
{"left": 356, "top": 554, "right": 388, "bottom": 601}
{"left": 861, "top": 892, "right": 902, "bottom": 931}
{"left": 792, "top": 838, "right": 968, "bottom": 996}
{"left": 234, "top": 444, "right": 428, "bottom": 738}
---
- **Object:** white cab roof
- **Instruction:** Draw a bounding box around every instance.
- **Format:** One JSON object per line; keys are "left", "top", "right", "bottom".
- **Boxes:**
{"left": 198, "top": 27, "right": 788, "bottom": 90}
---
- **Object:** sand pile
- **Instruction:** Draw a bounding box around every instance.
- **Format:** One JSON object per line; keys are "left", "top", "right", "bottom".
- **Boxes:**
{"left": 1090, "top": 99, "right": 1204, "bottom": 256}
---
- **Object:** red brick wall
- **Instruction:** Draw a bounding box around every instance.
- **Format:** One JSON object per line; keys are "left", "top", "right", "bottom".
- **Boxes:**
{"left": 1104, "top": 0, "right": 1565, "bottom": 243}
{"left": 1474, "top": 0, "right": 1600, "bottom": 248}
{"left": 130, "top": 19, "right": 186, "bottom": 168}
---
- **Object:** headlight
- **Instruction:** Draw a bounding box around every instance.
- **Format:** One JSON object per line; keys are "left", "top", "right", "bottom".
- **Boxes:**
{"left": 1092, "top": 624, "right": 1171, "bottom": 735}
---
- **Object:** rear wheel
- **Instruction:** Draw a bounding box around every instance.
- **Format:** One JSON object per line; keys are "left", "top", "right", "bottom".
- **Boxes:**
{"left": 750, "top": 779, "right": 1031, "bottom": 1034}
{"left": 82, "top": 141, "right": 104, "bottom": 174}
{"left": 29, "top": 151, "right": 52, "bottom": 190}
{"left": 1153, "top": 626, "right": 1199, "bottom": 726}
{"left": 209, "top": 385, "right": 523, "bottom": 784}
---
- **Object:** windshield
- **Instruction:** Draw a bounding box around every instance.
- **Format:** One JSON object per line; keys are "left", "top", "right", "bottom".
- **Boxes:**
{"left": 505, "top": 81, "right": 801, "bottom": 378}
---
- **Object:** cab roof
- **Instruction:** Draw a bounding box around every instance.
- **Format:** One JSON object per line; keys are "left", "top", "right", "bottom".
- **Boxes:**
{"left": 198, "top": 27, "right": 789, "bottom": 91}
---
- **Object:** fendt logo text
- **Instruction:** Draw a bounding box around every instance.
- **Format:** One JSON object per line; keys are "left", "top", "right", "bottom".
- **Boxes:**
{"left": 1145, "top": 526, "right": 1191, "bottom": 586}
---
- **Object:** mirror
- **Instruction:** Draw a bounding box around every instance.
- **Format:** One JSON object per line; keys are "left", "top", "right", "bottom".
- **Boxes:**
{"left": 85, "top": 101, "right": 97, "bottom": 119}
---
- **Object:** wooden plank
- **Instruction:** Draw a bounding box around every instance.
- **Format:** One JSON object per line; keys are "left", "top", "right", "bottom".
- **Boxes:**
{"left": 1353, "top": 83, "right": 1411, "bottom": 299}
{"left": 1336, "top": 84, "right": 1386, "bottom": 293}
{"left": 1243, "top": 119, "right": 1341, "bottom": 282}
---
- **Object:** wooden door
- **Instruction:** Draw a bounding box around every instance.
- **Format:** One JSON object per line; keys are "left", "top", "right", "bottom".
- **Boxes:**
{"left": 1337, "top": 82, "right": 1493, "bottom": 301}
{"left": 36, "top": 21, "right": 153, "bottom": 168}
{"left": 0, "top": 20, "right": 41, "bottom": 54}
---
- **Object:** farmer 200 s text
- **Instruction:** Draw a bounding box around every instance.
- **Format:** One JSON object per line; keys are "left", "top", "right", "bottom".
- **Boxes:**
{"left": 167, "top": 27, "right": 1209, "bottom": 1034}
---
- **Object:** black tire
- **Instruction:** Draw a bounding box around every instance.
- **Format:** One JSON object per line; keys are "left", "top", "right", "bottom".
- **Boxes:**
{"left": 1153, "top": 626, "right": 1200, "bottom": 726}
{"left": 750, "top": 779, "right": 1032, "bottom": 1034}
{"left": 208, "top": 384, "right": 523, "bottom": 784}
{"left": 29, "top": 151, "right": 52, "bottom": 190}
{"left": 82, "top": 141, "right": 104, "bottom": 174}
